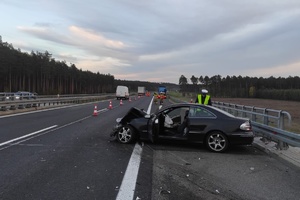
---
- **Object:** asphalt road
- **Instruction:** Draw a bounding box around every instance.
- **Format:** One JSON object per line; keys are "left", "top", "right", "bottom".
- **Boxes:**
{"left": 0, "top": 96, "right": 299, "bottom": 200}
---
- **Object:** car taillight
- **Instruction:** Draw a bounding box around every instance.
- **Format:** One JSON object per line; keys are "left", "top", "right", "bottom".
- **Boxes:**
{"left": 240, "top": 121, "right": 251, "bottom": 131}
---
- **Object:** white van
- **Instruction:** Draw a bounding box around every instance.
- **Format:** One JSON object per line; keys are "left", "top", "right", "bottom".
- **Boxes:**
{"left": 116, "top": 86, "right": 129, "bottom": 100}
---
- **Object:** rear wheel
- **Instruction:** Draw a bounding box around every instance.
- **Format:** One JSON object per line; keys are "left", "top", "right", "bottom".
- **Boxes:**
{"left": 206, "top": 131, "right": 228, "bottom": 152}
{"left": 117, "top": 125, "right": 136, "bottom": 144}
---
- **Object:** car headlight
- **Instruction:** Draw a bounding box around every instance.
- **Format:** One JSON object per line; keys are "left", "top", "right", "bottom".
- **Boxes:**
{"left": 116, "top": 118, "right": 122, "bottom": 123}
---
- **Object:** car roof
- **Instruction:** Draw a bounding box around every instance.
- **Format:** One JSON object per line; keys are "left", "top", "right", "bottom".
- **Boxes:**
{"left": 161, "top": 103, "right": 208, "bottom": 109}
{"left": 157, "top": 103, "right": 236, "bottom": 118}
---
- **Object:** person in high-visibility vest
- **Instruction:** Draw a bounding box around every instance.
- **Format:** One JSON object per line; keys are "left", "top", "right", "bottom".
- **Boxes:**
{"left": 195, "top": 89, "right": 212, "bottom": 105}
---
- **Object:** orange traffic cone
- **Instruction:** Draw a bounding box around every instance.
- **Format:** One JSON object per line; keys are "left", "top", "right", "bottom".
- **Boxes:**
{"left": 108, "top": 101, "right": 113, "bottom": 109}
{"left": 120, "top": 99, "right": 123, "bottom": 106}
{"left": 93, "top": 105, "right": 98, "bottom": 116}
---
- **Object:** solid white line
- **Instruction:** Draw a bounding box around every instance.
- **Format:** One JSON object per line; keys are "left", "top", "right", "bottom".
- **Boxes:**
{"left": 147, "top": 96, "right": 154, "bottom": 114}
{"left": 116, "top": 143, "right": 143, "bottom": 200}
{"left": 0, "top": 125, "right": 58, "bottom": 147}
{"left": 116, "top": 98, "right": 153, "bottom": 199}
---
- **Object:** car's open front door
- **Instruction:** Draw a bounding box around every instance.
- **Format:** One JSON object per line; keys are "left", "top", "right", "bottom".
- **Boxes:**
{"left": 147, "top": 114, "right": 160, "bottom": 142}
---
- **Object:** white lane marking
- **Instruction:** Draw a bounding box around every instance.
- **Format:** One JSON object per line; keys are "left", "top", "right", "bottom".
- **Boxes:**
{"left": 0, "top": 125, "right": 58, "bottom": 147}
{"left": 116, "top": 97, "right": 153, "bottom": 199}
{"left": 147, "top": 96, "right": 154, "bottom": 114}
{"left": 95, "top": 108, "right": 108, "bottom": 114}
{"left": 116, "top": 143, "right": 143, "bottom": 200}
{"left": 0, "top": 108, "right": 109, "bottom": 149}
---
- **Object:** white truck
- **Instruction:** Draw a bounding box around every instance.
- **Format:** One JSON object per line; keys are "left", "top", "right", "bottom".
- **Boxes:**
{"left": 116, "top": 85, "right": 129, "bottom": 100}
{"left": 137, "top": 86, "right": 146, "bottom": 96}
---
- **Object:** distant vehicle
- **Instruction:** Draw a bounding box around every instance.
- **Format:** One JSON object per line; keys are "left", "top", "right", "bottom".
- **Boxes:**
{"left": 0, "top": 93, "right": 11, "bottom": 101}
{"left": 137, "top": 86, "right": 146, "bottom": 96}
{"left": 15, "top": 91, "right": 37, "bottom": 100}
{"left": 13, "top": 93, "right": 21, "bottom": 100}
{"left": 0, "top": 92, "right": 19, "bottom": 101}
{"left": 111, "top": 103, "right": 254, "bottom": 152}
{"left": 116, "top": 86, "right": 129, "bottom": 100}
{"left": 158, "top": 85, "right": 167, "bottom": 95}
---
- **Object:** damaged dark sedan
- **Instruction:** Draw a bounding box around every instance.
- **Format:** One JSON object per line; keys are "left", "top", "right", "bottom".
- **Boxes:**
{"left": 111, "top": 103, "right": 254, "bottom": 152}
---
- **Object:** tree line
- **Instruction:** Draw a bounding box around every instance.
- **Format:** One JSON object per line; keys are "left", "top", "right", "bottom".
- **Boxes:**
{"left": 0, "top": 38, "right": 116, "bottom": 94}
{"left": 1, "top": 36, "right": 299, "bottom": 101}
{"left": 0, "top": 36, "right": 178, "bottom": 95}
{"left": 179, "top": 75, "right": 300, "bottom": 101}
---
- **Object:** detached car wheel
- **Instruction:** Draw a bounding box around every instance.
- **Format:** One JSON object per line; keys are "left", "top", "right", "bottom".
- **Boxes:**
{"left": 117, "top": 125, "right": 136, "bottom": 144}
{"left": 206, "top": 131, "right": 229, "bottom": 152}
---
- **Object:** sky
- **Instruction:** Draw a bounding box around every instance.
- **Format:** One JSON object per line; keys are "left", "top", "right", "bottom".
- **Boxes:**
{"left": 1, "top": 0, "right": 300, "bottom": 84}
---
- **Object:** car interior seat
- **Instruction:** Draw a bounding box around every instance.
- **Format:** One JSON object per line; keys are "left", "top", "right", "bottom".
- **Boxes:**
{"left": 177, "top": 109, "right": 189, "bottom": 135}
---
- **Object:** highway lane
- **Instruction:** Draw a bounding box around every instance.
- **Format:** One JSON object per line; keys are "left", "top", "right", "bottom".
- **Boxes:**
{"left": 0, "top": 96, "right": 154, "bottom": 199}
{"left": 0, "top": 97, "right": 151, "bottom": 144}
{"left": 1, "top": 96, "right": 300, "bottom": 200}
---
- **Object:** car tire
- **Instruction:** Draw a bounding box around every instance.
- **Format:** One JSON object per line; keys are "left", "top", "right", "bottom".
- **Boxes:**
{"left": 116, "top": 125, "right": 136, "bottom": 144}
{"left": 206, "top": 131, "right": 229, "bottom": 152}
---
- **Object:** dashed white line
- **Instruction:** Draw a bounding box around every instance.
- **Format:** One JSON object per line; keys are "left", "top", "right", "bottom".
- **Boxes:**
{"left": 0, "top": 125, "right": 58, "bottom": 147}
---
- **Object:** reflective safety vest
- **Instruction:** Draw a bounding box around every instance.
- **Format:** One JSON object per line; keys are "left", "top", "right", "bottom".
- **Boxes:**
{"left": 197, "top": 94, "right": 211, "bottom": 105}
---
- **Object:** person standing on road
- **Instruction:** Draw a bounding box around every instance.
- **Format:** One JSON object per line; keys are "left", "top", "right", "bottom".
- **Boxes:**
{"left": 195, "top": 89, "right": 212, "bottom": 105}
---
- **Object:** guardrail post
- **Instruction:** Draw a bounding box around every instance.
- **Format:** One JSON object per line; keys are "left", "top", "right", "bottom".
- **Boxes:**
{"left": 277, "top": 111, "right": 291, "bottom": 140}
{"left": 277, "top": 141, "right": 289, "bottom": 150}
{"left": 223, "top": 102, "right": 228, "bottom": 113}
{"left": 10, "top": 105, "right": 16, "bottom": 110}
{"left": 278, "top": 110, "right": 283, "bottom": 129}
{"left": 234, "top": 104, "right": 238, "bottom": 116}
{"left": 1, "top": 106, "right": 7, "bottom": 111}
{"left": 18, "top": 104, "right": 25, "bottom": 109}
{"left": 263, "top": 109, "right": 269, "bottom": 126}
{"left": 242, "top": 106, "right": 246, "bottom": 118}
{"left": 251, "top": 106, "right": 256, "bottom": 122}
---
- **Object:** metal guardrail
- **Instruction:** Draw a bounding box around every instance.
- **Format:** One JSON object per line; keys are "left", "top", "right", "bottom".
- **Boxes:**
{"left": 212, "top": 101, "right": 300, "bottom": 150}
{"left": 252, "top": 122, "right": 300, "bottom": 149}
{"left": 0, "top": 95, "right": 114, "bottom": 112}
{"left": 0, "top": 93, "right": 138, "bottom": 112}
{"left": 212, "top": 101, "right": 292, "bottom": 129}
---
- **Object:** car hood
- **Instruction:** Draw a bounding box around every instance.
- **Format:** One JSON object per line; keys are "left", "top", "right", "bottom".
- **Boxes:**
{"left": 119, "top": 107, "right": 148, "bottom": 124}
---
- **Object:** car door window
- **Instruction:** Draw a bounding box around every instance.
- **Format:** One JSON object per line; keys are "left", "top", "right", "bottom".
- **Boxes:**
{"left": 163, "top": 107, "right": 189, "bottom": 124}
{"left": 189, "top": 107, "right": 216, "bottom": 118}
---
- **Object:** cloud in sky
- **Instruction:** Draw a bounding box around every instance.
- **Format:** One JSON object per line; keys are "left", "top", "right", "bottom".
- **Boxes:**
{"left": 1, "top": 0, "right": 300, "bottom": 84}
